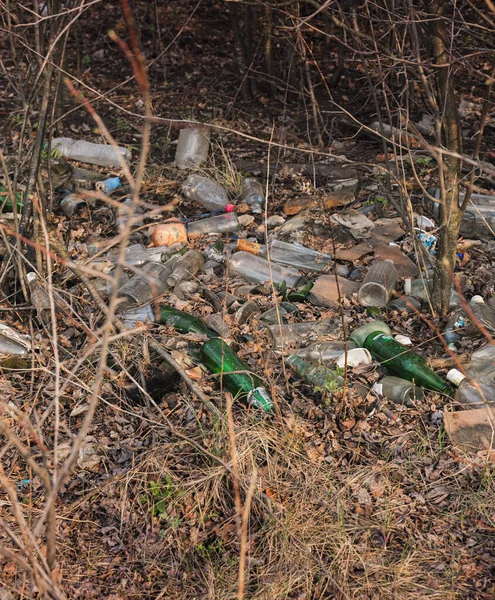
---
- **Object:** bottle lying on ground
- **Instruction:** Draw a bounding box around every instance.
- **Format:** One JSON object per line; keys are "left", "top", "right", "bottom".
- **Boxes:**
{"left": 200, "top": 338, "right": 274, "bottom": 411}
{"left": 373, "top": 376, "right": 425, "bottom": 406}
{"left": 119, "top": 302, "right": 218, "bottom": 338}
{"left": 118, "top": 258, "right": 180, "bottom": 306}
{"left": 293, "top": 341, "right": 357, "bottom": 363}
{"left": 187, "top": 213, "right": 240, "bottom": 237}
{"left": 267, "top": 320, "right": 337, "bottom": 350}
{"left": 362, "top": 331, "right": 450, "bottom": 393}
{"left": 447, "top": 361, "right": 495, "bottom": 407}
{"left": 268, "top": 240, "right": 333, "bottom": 272}
{"left": 50, "top": 137, "right": 131, "bottom": 167}
{"left": 182, "top": 174, "right": 234, "bottom": 212}
{"left": 167, "top": 250, "right": 204, "bottom": 287}
{"left": 285, "top": 355, "right": 344, "bottom": 391}
{"left": 443, "top": 296, "right": 495, "bottom": 346}
{"left": 228, "top": 252, "right": 303, "bottom": 286}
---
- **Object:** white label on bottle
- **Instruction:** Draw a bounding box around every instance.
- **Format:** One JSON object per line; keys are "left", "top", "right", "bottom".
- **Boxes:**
{"left": 247, "top": 387, "right": 273, "bottom": 411}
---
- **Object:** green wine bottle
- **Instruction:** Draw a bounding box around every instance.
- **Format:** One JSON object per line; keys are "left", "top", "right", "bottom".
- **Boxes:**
{"left": 285, "top": 355, "right": 344, "bottom": 391}
{"left": 157, "top": 305, "right": 218, "bottom": 338}
{"left": 363, "top": 331, "right": 450, "bottom": 393}
{"left": 200, "top": 339, "right": 273, "bottom": 411}
{"left": 0, "top": 187, "right": 24, "bottom": 213}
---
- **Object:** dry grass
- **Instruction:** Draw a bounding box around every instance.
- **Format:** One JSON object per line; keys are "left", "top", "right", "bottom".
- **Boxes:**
{"left": 47, "top": 402, "right": 495, "bottom": 599}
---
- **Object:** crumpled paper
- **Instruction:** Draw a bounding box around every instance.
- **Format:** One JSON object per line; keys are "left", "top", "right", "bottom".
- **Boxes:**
{"left": 330, "top": 209, "right": 375, "bottom": 239}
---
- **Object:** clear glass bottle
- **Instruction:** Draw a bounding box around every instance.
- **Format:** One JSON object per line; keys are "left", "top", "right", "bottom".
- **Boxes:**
{"left": 447, "top": 361, "right": 495, "bottom": 407}
{"left": 373, "top": 376, "right": 425, "bottom": 406}
{"left": 358, "top": 259, "right": 398, "bottom": 307}
{"left": 240, "top": 177, "right": 264, "bottom": 214}
{"left": 285, "top": 355, "right": 344, "bottom": 391}
{"left": 50, "top": 138, "right": 131, "bottom": 168}
{"left": 228, "top": 251, "right": 303, "bottom": 287}
{"left": 0, "top": 324, "right": 30, "bottom": 357}
{"left": 117, "top": 258, "right": 179, "bottom": 306}
{"left": 182, "top": 174, "right": 231, "bottom": 212}
{"left": 293, "top": 340, "right": 357, "bottom": 363}
{"left": 107, "top": 243, "right": 178, "bottom": 267}
{"left": 188, "top": 213, "right": 240, "bottom": 238}
{"left": 167, "top": 250, "right": 204, "bottom": 287}
{"left": 175, "top": 127, "right": 210, "bottom": 169}
{"left": 267, "top": 320, "right": 336, "bottom": 350}
{"left": 410, "top": 272, "right": 462, "bottom": 308}
{"left": 349, "top": 320, "right": 392, "bottom": 346}
{"left": 268, "top": 240, "right": 333, "bottom": 272}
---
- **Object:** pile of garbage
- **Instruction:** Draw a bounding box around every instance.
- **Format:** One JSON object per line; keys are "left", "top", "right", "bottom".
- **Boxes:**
{"left": 2, "top": 126, "right": 495, "bottom": 454}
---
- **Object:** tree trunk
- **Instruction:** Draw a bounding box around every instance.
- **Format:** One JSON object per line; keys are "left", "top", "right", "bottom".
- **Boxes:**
{"left": 428, "top": 2, "right": 464, "bottom": 316}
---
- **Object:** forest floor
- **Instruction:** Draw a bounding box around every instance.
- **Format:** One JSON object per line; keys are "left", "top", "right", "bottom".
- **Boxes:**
{"left": 1, "top": 1, "right": 495, "bottom": 599}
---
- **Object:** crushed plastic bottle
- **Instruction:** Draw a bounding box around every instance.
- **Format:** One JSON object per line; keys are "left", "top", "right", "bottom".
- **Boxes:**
{"left": 443, "top": 296, "right": 495, "bottom": 346}
{"left": 240, "top": 177, "right": 264, "bottom": 214}
{"left": 175, "top": 127, "right": 210, "bottom": 169}
{"left": 106, "top": 243, "right": 181, "bottom": 267}
{"left": 115, "top": 198, "right": 144, "bottom": 233}
{"left": 50, "top": 138, "right": 131, "bottom": 168}
{"left": 26, "top": 272, "right": 63, "bottom": 321}
{"left": 228, "top": 252, "right": 303, "bottom": 287}
{"left": 182, "top": 174, "right": 233, "bottom": 212}
{"left": 447, "top": 361, "right": 495, "bottom": 407}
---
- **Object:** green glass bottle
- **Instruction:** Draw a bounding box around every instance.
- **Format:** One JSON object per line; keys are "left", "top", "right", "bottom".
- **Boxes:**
{"left": 363, "top": 331, "right": 450, "bottom": 393}
{"left": 200, "top": 339, "right": 273, "bottom": 411}
{"left": 285, "top": 355, "right": 344, "bottom": 391}
{"left": 0, "top": 187, "right": 24, "bottom": 213}
{"left": 157, "top": 305, "right": 218, "bottom": 338}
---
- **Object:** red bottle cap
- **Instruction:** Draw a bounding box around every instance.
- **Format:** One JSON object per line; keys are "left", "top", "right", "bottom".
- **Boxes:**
{"left": 225, "top": 204, "right": 236, "bottom": 213}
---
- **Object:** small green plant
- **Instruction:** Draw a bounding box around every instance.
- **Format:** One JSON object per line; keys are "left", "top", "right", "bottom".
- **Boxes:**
{"left": 196, "top": 537, "right": 226, "bottom": 559}
{"left": 416, "top": 156, "right": 433, "bottom": 176}
{"left": 363, "top": 195, "right": 388, "bottom": 207}
{"left": 143, "top": 475, "right": 177, "bottom": 517}
{"left": 82, "top": 55, "right": 91, "bottom": 68}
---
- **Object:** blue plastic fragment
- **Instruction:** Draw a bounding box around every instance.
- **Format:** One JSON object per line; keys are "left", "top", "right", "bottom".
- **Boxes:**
{"left": 98, "top": 177, "right": 121, "bottom": 195}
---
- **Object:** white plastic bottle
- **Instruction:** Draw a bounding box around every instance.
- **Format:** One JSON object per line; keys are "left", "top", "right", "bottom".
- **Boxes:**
{"left": 50, "top": 138, "right": 131, "bottom": 168}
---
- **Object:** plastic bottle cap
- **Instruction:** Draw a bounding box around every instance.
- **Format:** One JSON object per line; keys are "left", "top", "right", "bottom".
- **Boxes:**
{"left": 446, "top": 368, "right": 466, "bottom": 386}
{"left": 394, "top": 334, "right": 412, "bottom": 346}
{"left": 372, "top": 382, "right": 383, "bottom": 396}
{"left": 26, "top": 272, "right": 37, "bottom": 283}
{"left": 471, "top": 295, "right": 485, "bottom": 304}
{"left": 225, "top": 204, "right": 236, "bottom": 213}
